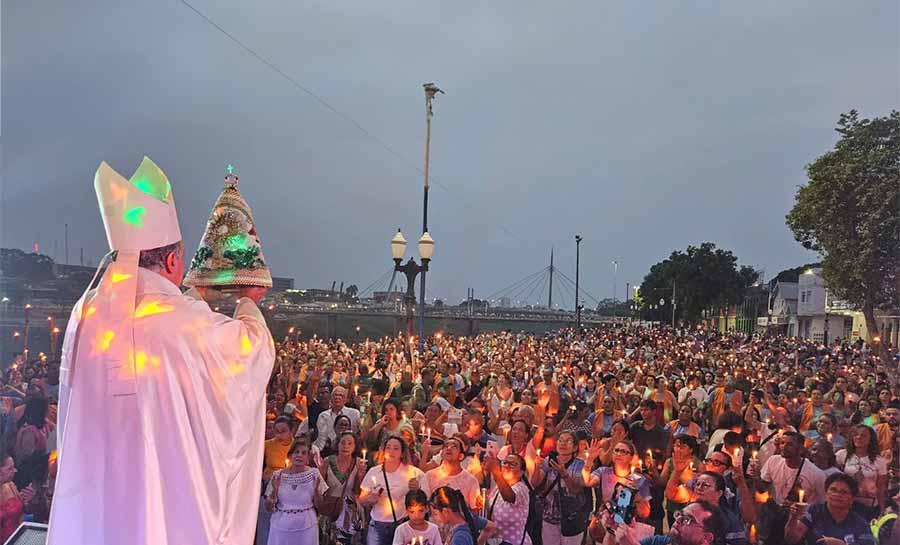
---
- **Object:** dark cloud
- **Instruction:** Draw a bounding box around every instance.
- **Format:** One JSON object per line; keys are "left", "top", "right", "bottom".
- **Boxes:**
{"left": 3, "top": 0, "right": 898, "bottom": 305}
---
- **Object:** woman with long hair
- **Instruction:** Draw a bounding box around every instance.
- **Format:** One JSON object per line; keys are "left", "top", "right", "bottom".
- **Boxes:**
{"left": 484, "top": 452, "right": 533, "bottom": 545}
{"left": 13, "top": 396, "right": 49, "bottom": 490}
{"left": 852, "top": 399, "right": 879, "bottom": 428}
{"left": 535, "top": 430, "right": 588, "bottom": 545}
{"left": 583, "top": 439, "right": 651, "bottom": 519}
{"left": 318, "top": 432, "right": 367, "bottom": 545}
{"left": 595, "top": 419, "right": 628, "bottom": 466}
{"left": 429, "top": 486, "right": 500, "bottom": 545}
{"left": 358, "top": 435, "right": 424, "bottom": 545}
{"left": 498, "top": 419, "right": 542, "bottom": 482}
{"left": 265, "top": 441, "right": 328, "bottom": 545}
{"left": 320, "top": 414, "right": 352, "bottom": 458}
{"left": 835, "top": 424, "right": 887, "bottom": 518}
{"left": 0, "top": 456, "right": 34, "bottom": 543}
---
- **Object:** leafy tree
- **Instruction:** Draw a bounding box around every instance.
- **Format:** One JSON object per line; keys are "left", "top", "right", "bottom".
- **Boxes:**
{"left": 639, "top": 243, "right": 758, "bottom": 325}
{"left": 594, "top": 298, "right": 631, "bottom": 316}
{"left": 786, "top": 110, "right": 900, "bottom": 359}
{"left": 0, "top": 248, "right": 55, "bottom": 282}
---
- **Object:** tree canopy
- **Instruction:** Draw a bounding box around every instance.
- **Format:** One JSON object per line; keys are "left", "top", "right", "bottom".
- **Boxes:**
{"left": 0, "top": 249, "right": 55, "bottom": 282}
{"left": 639, "top": 242, "right": 758, "bottom": 324}
{"left": 786, "top": 110, "right": 900, "bottom": 350}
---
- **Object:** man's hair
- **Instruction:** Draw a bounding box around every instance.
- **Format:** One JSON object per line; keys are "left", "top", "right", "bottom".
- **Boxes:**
{"left": 825, "top": 471, "right": 859, "bottom": 496}
{"left": 138, "top": 241, "right": 182, "bottom": 270}
{"left": 640, "top": 399, "right": 658, "bottom": 410}
{"left": 693, "top": 500, "right": 726, "bottom": 539}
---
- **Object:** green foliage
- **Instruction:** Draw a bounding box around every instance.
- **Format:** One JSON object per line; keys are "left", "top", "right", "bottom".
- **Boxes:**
{"left": 639, "top": 243, "right": 758, "bottom": 324}
{"left": 0, "top": 249, "right": 55, "bottom": 282}
{"left": 786, "top": 110, "right": 900, "bottom": 341}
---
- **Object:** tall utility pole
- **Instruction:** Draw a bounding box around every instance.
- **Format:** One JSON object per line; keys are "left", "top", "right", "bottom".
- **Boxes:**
{"left": 548, "top": 248, "right": 555, "bottom": 309}
{"left": 575, "top": 235, "right": 583, "bottom": 330}
{"left": 64, "top": 223, "right": 69, "bottom": 264}
{"left": 671, "top": 280, "right": 677, "bottom": 328}
{"left": 611, "top": 260, "right": 619, "bottom": 318}
{"left": 418, "top": 83, "right": 443, "bottom": 354}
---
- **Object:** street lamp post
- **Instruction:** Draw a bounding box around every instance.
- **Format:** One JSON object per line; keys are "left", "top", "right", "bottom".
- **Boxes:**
{"left": 419, "top": 83, "right": 443, "bottom": 355}
{"left": 575, "top": 235, "right": 583, "bottom": 330}
{"left": 391, "top": 229, "right": 434, "bottom": 354}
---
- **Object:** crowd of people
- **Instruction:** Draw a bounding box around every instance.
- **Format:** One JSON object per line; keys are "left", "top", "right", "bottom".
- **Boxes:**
{"left": 3, "top": 322, "right": 900, "bottom": 545}
{"left": 0, "top": 351, "right": 58, "bottom": 541}
{"left": 257, "top": 325, "right": 900, "bottom": 545}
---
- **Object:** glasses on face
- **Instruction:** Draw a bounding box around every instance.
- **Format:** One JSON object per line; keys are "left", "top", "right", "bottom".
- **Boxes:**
{"left": 827, "top": 487, "right": 853, "bottom": 497}
{"left": 673, "top": 510, "right": 699, "bottom": 526}
{"left": 613, "top": 448, "right": 634, "bottom": 456}
{"left": 704, "top": 457, "right": 729, "bottom": 468}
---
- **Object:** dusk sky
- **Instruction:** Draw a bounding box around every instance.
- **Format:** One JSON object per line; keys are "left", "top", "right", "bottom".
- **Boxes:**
{"left": 3, "top": 1, "right": 898, "bottom": 306}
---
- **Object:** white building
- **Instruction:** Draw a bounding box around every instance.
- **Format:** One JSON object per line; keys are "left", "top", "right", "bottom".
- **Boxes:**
{"left": 796, "top": 268, "right": 862, "bottom": 343}
{"left": 762, "top": 280, "right": 799, "bottom": 336}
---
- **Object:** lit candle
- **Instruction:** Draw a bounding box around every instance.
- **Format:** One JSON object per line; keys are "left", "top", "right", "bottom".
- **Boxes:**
{"left": 368, "top": 391, "right": 372, "bottom": 404}
{"left": 426, "top": 427, "right": 431, "bottom": 443}
{"left": 354, "top": 385, "right": 359, "bottom": 397}
{"left": 284, "top": 458, "right": 290, "bottom": 468}
{"left": 647, "top": 449, "right": 653, "bottom": 464}
{"left": 798, "top": 489, "right": 805, "bottom": 503}
{"left": 751, "top": 450, "right": 758, "bottom": 461}
{"left": 361, "top": 448, "right": 368, "bottom": 460}
{"left": 826, "top": 432, "right": 833, "bottom": 442}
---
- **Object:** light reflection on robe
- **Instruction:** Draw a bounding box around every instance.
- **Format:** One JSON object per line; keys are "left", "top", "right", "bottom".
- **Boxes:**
{"left": 49, "top": 268, "right": 274, "bottom": 545}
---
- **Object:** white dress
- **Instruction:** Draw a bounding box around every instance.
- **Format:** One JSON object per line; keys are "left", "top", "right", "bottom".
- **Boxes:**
{"left": 266, "top": 468, "right": 328, "bottom": 545}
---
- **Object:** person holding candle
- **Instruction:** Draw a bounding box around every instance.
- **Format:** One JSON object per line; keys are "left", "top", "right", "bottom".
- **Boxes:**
{"left": 484, "top": 452, "right": 534, "bottom": 545}
{"left": 391, "top": 490, "right": 443, "bottom": 545}
{"left": 359, "top": 435, "right": 425, "bottom": 545}
{"left": 654, "top": 434, "right": 702, "bottom": 528}
{"left": 422, "top": 435, "right": 481, "bottom": 510}
{"left": 783, "top": 473, "right": 876, "bottom": 545}
{"left": 259, "top": 417, "right": 295, "bottom": 545}
{"left": 319, "top": 431, "right": 367, "bottom": 545}
{"left": 265, "top": 441, "right": 329, "bottom": 545}
{"left": 596, "top": 420, "right": 630, "bottom": 466}
{"left": 754, "top": 431, "right": 826, "bottom": 505}
{"left": 583, "top": 439, "right": 651, "bottom": 518}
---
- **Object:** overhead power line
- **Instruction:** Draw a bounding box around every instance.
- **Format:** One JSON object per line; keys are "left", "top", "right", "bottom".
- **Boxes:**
{"left": 179, "top": 0, "right": 526, "bottom": 245}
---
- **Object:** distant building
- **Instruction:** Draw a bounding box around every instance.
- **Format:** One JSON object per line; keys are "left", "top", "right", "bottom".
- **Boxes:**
{"left": 796, "top": 268, "right": 860, "bottom": 342}
{"left": 271, "top": 276, "right": 294, "bottom": 292}
{"left": 499, "top": 297, "right": 511, "bottom": 308}
{"left": 373, "top": 291, "right": 406, "bottom": 304}
{"left": 760, "top": 280, "right": 799, "bottom": 336}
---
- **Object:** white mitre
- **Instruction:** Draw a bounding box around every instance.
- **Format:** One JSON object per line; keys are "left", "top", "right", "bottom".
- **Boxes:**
{"left": 94, "top": 156, "right": 181, "bottom": 251}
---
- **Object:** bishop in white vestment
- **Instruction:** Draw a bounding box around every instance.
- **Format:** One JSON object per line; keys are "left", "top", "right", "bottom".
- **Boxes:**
{"left": 47, "top": 157, "right": 275, "bottom": 545}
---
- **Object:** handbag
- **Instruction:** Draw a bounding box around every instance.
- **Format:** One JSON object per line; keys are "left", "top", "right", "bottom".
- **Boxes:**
{"left": 318, "top": 460, "right": 354, "bottom": 521}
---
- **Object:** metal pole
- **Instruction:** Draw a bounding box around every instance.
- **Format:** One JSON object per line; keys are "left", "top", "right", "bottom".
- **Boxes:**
{"left": 64, "top": 223, "right": 69, "bottom": 264}
{"left": 612, "top": 260, "right": 618, "bottom": 319}
{"left": 671, "top": 280, "right": 676, "bottom": 329}
{"left": 548, "top": 248, "right": 554, "bottom": 309}
{"left": 419, "top": 83, "right": 442, "bottom": 355}
{"left": 824, "top": 288, "right": 829, "bottom": 345}
{"left": 575, "top": 235, "right": 582, "bottom": 330}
